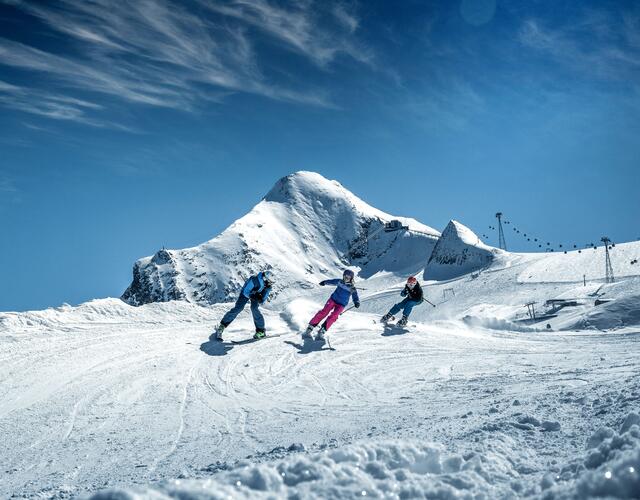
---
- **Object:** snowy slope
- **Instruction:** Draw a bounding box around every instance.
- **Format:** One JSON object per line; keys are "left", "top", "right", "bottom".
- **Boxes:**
{"left": 360, "top": 241, "right": 640, "bottom": 333}
{"left": 122, "top": 172, "right": 439, "bottom": 306}
{"left": 517, "top": 240, "right": 640, "bottom": 283}
{"left": 424, "top": 219, "right": 500, "bottom": 280}
{"left": 1, "top": 295, "right": 638, "bottom": 499}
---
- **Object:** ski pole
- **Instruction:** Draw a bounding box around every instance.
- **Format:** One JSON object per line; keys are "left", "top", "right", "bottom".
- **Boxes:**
{"left": 423, "top": 299, "right": 436, "bottom": 307}
{"left": 341, "top": 305, "right": 355, "bottom": 315}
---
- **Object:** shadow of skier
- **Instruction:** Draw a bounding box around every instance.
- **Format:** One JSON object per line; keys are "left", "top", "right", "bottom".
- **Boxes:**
{"left": 199, "top": 337, "right": 234, "bottom": 356}
{"left": 284, "top": 339, "right": 334, "bottom": 354}
{"left": 381, "top": 324, "right": 409, "bottom": 337}
{"left": 229, "top": 338, "right": 260, "bottom": 346}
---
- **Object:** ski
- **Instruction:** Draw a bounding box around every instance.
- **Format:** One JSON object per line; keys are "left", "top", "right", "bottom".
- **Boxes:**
{"left": 230, "top": 331, "right": 290, "bottom": 344}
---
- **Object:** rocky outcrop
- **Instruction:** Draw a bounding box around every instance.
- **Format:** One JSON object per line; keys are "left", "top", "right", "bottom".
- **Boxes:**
{"left": 424, "top": 220, "right": 499, "bottom": 281}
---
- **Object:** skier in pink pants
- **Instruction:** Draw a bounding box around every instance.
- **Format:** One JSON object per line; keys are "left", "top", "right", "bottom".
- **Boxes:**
{"left": 304, "top": 270, "right": 360, "bottom": 341}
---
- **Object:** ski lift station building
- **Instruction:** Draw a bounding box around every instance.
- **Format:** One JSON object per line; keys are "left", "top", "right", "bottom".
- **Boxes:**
{"left": 385, "top": 220, "right": 408, "bottom": 232}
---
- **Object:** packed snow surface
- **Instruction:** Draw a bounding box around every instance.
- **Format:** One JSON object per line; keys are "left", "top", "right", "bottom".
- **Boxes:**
{"left": 2, "top": 241, "right": 640, "bottom": 498}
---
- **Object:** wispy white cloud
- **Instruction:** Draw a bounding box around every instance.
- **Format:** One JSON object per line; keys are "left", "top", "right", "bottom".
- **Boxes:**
{"left": 332, "top": 3, "right": 359, "bottom": 34}
{"left": 519, "top": 10, "right": 640, "bottom": 82}
{"left": 0, "top": 79, "right": 137, "bottom": 129}
{"left": 407, "top": 78, "right": 486, "bottom": 133}
{"left": 201, "top": 0, "right": 372, "bottom": 67}
{"left": 0, "top": 0, "right": 370, "bottom": 127}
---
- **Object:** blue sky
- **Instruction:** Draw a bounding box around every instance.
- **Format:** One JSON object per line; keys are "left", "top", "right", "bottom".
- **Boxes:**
{"left": 1, "top": 0, "right": 639, "bottom": 311}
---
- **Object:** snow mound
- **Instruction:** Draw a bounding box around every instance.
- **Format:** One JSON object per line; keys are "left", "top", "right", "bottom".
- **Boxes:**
{"left": 424, "top": 220, "right": 499, "bottom": 281}
{"left": 122, "top": 171, "right": 439, "bottom": 307}
{"left": 541, "top": 414, "right": 640, "bottom": 499}
{"left": 89, "top": 440, "right": 518, "bottom": 499}
{"left": 89, "top": 418, "right": 640, "bottom": 500}
{"left": 0, "top": 298, "right": 217, "bottom": 334}
{"left": 564, "top": 293, "right": 640, "bottom": 331}
{"left": 0, "top": 299, "right": 136, "bottom": 333}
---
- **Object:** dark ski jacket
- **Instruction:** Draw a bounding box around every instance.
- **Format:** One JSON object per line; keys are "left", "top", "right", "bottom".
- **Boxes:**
{"left": 241, "top": 272, "right": 271, "bottom": 303}
{"left": 320, "top": 279, "right": 360, "bottom": 307}
{"left": 401, "top": 282, "right": 423, "bottom": 302}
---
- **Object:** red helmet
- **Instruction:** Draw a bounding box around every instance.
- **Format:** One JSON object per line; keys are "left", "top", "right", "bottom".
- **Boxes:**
{"left": 407, "top": 276, "right": 417, "bottom": 288}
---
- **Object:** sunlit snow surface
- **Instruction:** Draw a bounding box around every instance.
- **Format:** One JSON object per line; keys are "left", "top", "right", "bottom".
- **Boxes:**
{"left": 1, "top": 241, "right": 640, "bottom": 498}
{"left": 0, "top": 244, "right": 640, "bottom": 498}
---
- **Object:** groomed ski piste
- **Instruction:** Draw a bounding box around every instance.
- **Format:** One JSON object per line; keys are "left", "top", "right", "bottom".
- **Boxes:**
{"left": 1, "top": 173, "right": 639, "bottom": 499}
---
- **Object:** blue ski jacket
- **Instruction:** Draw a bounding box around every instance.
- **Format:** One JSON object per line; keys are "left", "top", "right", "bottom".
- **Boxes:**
{"left": 320, "top": 279, "right": 360, "bottom": 307}
{"left": 241, "top": 272, "right": 271, "bottom": 303}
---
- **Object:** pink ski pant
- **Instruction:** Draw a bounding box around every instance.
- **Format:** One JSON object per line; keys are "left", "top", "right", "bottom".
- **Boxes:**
{"left": 310, "top": 298, "right": 345, "bottom": 330}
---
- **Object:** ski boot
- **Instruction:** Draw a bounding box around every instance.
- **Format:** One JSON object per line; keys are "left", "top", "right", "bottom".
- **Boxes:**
{"left": 397, "top": 315, "right": 409, "bottom": 327}
{"left": 315, "top": 326, "right": 327, "bottom": 341}
{"left": 381, "top": 313, "right": 393, "bottom": 323}
{"left": 302, "top": 324, "right": 315, "bottom": 340}
{"left": 253, "top": 328, "right": 267, "bottom": 340}
{"left": 213, "top": 323, "right": 226, "bottom": 341}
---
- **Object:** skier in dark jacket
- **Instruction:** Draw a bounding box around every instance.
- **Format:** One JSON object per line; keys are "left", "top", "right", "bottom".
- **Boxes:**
{"left": 381, "top": 276, "right": 423, "bottom": 326}
{"left": 304, "top": 269, "right": 360, "bottom": 340}
{"left": 214, "top": 271, "right": 273, "bottom": 341}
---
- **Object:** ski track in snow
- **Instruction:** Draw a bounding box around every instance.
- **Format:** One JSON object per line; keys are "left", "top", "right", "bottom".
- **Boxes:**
{"left": 149, "top": 357, "right": 201, "bottom": 473}
{"left": 1, "top": 300, "right": 638, "bottom": 498}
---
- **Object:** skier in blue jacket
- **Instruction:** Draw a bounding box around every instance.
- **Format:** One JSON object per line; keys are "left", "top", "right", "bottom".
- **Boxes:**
{"left": 214, "top": 271, "right": 273, "bottom": 341}
{"left": 304, "top": 269, "right": 360, "bottom": 340}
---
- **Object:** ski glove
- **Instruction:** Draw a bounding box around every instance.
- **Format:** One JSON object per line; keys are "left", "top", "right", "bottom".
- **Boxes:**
{"left": 354, "top": 302, "right": 360, "bottom": 308}
{"left": 401, "top": 288, "right": 407, "bottom": 297}
{"left": 319, "top": 281, "right": 327, "bottom": 286}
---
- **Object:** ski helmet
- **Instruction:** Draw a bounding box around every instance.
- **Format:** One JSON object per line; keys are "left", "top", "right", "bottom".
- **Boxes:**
{"left": 407, "top": 276, "right": 417, "bottom": 288}
{"left": 262, "top": 270, "right": 273, "bottom": 284}
{"left": 343, "top": 269, "right": 355, "bottom": 283}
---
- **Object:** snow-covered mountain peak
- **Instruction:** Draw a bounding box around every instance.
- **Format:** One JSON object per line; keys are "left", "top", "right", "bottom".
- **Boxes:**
{"left": 264, "top": 171, "right": 346, "bottom": 204}
{"left": 122, "top": 171, "right": 439, "bottom": 306}
{"left": 424, "top": 220, "right": 498, "bottom": 281}
{"left": 441, "top": 220, "right": 491, "bottom": 248}
{"left": 264, "top": 171, "right": 436, "bottom": 234}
